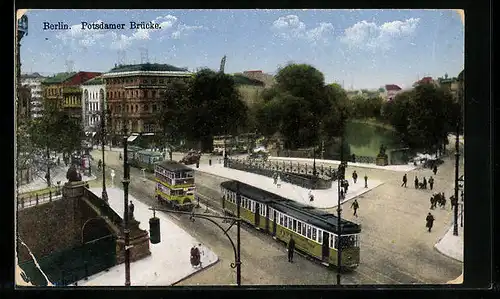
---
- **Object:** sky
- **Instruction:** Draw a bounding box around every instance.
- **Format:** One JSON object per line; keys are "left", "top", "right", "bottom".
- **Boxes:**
{"left": 19, "top": 9, "right": 464, "bottom": 90}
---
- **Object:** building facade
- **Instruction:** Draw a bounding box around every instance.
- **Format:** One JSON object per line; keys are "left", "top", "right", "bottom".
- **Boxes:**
{"left": 101, "top": 63, "right": 192, "bottom": 142}
{"left": 437, "top": 73, "right": 460, "bottom": 99}
{"left": 82, "top": 76, "right": 106, "bottom": 134}
{"left": 17, "top": 86, "right": 32, "bottom": 121}
{"left": 21, "top": 73, "right": 45, "bottom": 118}
{"left": 384, "top": 84, "right": 402, "bottom": 101}
{"left": 42, "top": 72, "right": 102, "bottom": 121}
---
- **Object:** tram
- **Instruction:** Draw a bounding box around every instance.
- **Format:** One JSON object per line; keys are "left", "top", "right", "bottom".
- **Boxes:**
{"left": 220, "top": 180, "right": 361, "bottom": 269}
{"left": 130, "top": 149, "right": 164, "bottom": 172}
{"left": 154, "top": 160, "right": 196, "bottom": 210}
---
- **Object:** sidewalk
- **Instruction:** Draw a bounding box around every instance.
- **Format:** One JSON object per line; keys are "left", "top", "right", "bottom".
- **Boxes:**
{"left": 434, "top": 211, "right": 464, "bottom": 262}
{"left": 75, "top": 187, "right": 219, "bottom": 286}
{"left": 268, "top": 156, "right": 417, "bottom": 172}
{"left": 18, "top": 165, "right": 97, "bottom": 194}
{"left": 189, "top": 163, "right": 384, "bottom": 209}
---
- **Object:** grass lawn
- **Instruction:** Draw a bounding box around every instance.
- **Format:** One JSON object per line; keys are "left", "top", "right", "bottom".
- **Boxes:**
{"left": 19, "top": 186, "right": 59, "bottom": 198}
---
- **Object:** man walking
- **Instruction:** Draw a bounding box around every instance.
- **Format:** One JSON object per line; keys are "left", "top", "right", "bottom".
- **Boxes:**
{"left": 414, "top": 176, "right": 419, "bottom": 189}
{"left": 401, "top": 174, "right": 408, "bottom": 187}
{"left": 308, "top": 189, "right": 314, "bottom": 202}
{"left": 351, "top": 199, "right": 359, "bottom": 217}
{"left": 287, "top": 236, "right": 295, "bottom": 263}
{"left": 426, "top": 212, "right": 435, "bottom": 232}
{"left": 433, "top": 165, "right": 438, "bottom": 175}
{"left": 352, "top": 170, "right": 358, "bottom": 184}
{"left": 429, "top": 176, "right": 434, "bottom": 190}
{"left": 364, "top": 174, "right": 368, "bottom": 188}
{"left": 422, "top": 177, "right": 427, "bottom": 189}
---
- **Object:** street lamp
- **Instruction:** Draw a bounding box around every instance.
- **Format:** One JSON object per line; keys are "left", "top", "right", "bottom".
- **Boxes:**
{"left": 122, "top": 123, "right": 131, "bottom": 286}
{"left": 453, "top": 106, "right": 461, "bottom": 236}
{"left": 336, "top": 111, "right": 345, "bottom": 285}
{"left": 148, "top": 181, "right": 242, "bottom": 285}
{"left": 100, "top": 93, "right": 108, "bottom": 203}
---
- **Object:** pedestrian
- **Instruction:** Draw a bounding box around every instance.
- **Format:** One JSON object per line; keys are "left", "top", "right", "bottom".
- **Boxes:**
{"left": 352, "top": 170, "right": 358, "bottom": 184}
{"left": 450, "top": 195, "right": 458, "bottom": 211}
{"left": 422, "top": 177, "right": 427, "bottom": 189}
{"left": 57, "top": 157, "right": 60, "bottom": 166}
{"left": 344, "top": 179, "right": 349, "bottom": 193}
{"left": 351, "top": 199, "right": 359, "bottom": 217}
{"left": 276, "top": 174, "right": 281, "bottom": 188}
{"left": 433, "top": 165, "right": 438, "bottom": 175}
{"left": 426, "top": 212, "right": 435, "bottom": 232}
{"left": 190, "top": 245, "right": 201, "bottom": 268}
{"left": 287, "top": 236, "right": 295, "bottom": 263}
{"left": 98, "top": 159, "right": 102, "bottom": 170}
{"left": 401, "top": 174, "right": 408, "bottom": 187}
{"left": 340, "top": 188, "right": 345, "bottom": 199}
{"left": 414, "top": 176, "right": 419, "bottom": 189}
{"left": 273, "top": 172, "right": 278, "bottom": 185}
{"left": 119, "top": 152, "right": 123, "bottom": 160}
{"left": 430, "top": 196, "right": 435, "bottom": 210}
{"left": 308, "top": 189, "right": 314, "bottom": 202}
{"left": 429, "top": 176, "right": 434, "bottom": 190}
{"left": 364, "top": 174, "right": 368, "bottom": 188}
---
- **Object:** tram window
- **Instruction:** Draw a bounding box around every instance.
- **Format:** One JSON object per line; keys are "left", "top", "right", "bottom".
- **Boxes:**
{"left": 312, "top": 228, "right": 317, "bottom": 242}
{"left": 283, "top": 216, "right": 288, "bottom": 228}
{"left": 288, "top": 218, "right": 293, "bottom": 229}
{"left": 292, "top": 220, "right": 297, "bottom": 232}
{"left": 297, "top": 221, "right": 302, "bottom": 234}
{"left": 318, "top": 231, "right": 323, "bottom": 243}
{"left": 279, "top": 214, "right": 283, "bottom": 225}
{"left": 307, "top": 226, "right": 312, "bottom": 239}
{"left": 330, "top": 234, "right": 334, "bottom": 248}
{"left": 302, "top": 223, "right": 307, "bottom": 236}
{"left": 269, "top": 208, "right": 273, "bottom": 220}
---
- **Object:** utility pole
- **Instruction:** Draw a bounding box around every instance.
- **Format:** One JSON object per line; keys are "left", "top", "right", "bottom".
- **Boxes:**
{"left": 100, "top": 91, "right": 108, "bottom": 203}
{"left": 337, "top": 111, "right": 344, "bottom": 285}
{"left": 122, "top": 90, "right": 131, "bottom": 286}
{"left": 453, "top": 111, "right": 460, "bottom": 236}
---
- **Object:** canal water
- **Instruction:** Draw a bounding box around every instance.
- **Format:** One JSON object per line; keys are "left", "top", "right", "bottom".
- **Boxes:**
{"left": 344, "top": 120, "right": 408, "bottom": 163}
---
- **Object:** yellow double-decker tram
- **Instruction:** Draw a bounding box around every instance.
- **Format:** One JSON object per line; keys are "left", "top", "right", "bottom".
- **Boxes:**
{"left": 154, "top": 160, "right": 196, "bottom": 210}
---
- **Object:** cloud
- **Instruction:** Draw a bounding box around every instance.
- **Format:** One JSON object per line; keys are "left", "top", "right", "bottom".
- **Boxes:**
{"left": 271, "top": 15, "right": 334, "bottom": 43}
{"left": 171, "top": 24, "right": 205, "bottom": 39}
{"left": 56, "top": 14, "right": 203, "bottom": 50}
{"left": 339, "top": 18, "right": 420, "bottom": 51}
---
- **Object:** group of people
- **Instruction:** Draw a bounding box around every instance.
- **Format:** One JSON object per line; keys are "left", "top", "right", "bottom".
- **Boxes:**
{"left": 430, "top": 192, "right": 447, "bottom": 209}
{"left": 351, "top": 170, "right": 369, "bottom": 188}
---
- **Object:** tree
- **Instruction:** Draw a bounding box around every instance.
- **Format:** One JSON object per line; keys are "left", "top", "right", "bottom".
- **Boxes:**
{"left": 158, "top": 69, "right": 248, "bottom": 152}
{"left": 382, "top": 83, "right": 456, "bottom": 153}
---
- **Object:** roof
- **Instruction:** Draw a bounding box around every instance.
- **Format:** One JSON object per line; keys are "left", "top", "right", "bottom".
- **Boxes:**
{"left": 42, "top": 72, "right": 77, "bottom": 84}
{"left": 220, "top": 180, "right": 361, "bottom": 234}
{"left": 108, "top": 63, "right": 189, "bottom": 73}
{"left": 82, "top": 76, "right": 105, "bottom": 85}
{"left": 385, "top": 84, "right": 402, "bottom": 91}
{"left": 232, "top": 74, "right": 265, "bottom": 87}
{"left": 244, "top": 70, "right": 263, "bottom": 74}
{"left": 156, "top": 160, "right": 192, "bottom": 172}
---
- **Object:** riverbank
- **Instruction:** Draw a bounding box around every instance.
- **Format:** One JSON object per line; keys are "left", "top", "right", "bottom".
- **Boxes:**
{"left": 349, "top": 118, "right": 397, "bottom": 132}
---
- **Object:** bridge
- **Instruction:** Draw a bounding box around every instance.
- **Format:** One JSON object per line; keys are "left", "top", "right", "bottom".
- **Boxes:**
{"left": 16, "top": 181, "right": 151, "bottom": 286}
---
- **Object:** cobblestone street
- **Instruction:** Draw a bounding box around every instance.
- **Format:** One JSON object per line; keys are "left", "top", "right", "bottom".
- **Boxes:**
{"left": 90, "top": 146, "right": 463, "bottom": 285}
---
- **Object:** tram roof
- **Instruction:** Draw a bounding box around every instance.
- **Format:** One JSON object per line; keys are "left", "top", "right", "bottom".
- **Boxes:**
{"left": 220, "top": 180, "right": 361, "bottom": 234}
{"left": 156, "top": 160, "right": 192, "bottom": 172}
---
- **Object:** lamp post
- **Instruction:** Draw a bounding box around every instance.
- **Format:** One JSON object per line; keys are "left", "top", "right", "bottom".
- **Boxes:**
{"left": 100, "top": 101, "right": 108, "bottom": 203}
{"left": 453, "top": 110, "right": 460, "bottom": 236}
{"left": 148, "top": 181, "right": 242, "bottom": 285}
{"left": 336, "top": 112, "right": 345, "bottom": 285}
{"left": 122, "top": 117, "right": 131, "bottom": 286}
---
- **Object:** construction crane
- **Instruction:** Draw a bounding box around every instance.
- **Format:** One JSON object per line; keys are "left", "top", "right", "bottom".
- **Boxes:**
{"left": 219, "top": 55, "right": 227, "bottom": 73}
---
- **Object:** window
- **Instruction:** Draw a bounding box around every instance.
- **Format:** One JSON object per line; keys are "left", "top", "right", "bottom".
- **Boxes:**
{"left": 152, "top": 104, "right": 157, "bottom": 112}
{"left": 160, "top": 79, "right": 164, "bottom": 84}
{"left": 144, "top": 104, "right": 149, "bottom": 112}
{"left": 318, "top": 230, "right": 323, "bottom": 243}
{"left": 148, "top": 90, "right": 152, "bottom": 98}
{"left": 269, "top": 208, "right": 274, "bottom": 221}
{"left": 330, "top": 234, "right": 334, "bottom": 248}
{"left": 292, "top": 220, "right": 297, "bottom": 232}
{"left": 307, "top": 226, "right": 312, "bottom": 239}
{"left": 135, "top": 90, "right": 138, "bottom": 98}
{"left": 283, "top": 216, "right": 288, "bottom": 228}
{"left": 135, "top": 105, "right": 138, "bottom": 112}
{"left": 288, "top": 218, "right": 293, "bottom": 229}
{"left": 152, "top": 90, "right": 156, "bottom": 98}
{"left": 279, "top": 214, "right": 283, "bottom": 226}
{"left": 312, "top": 228, "right": 317, "bottom": 242}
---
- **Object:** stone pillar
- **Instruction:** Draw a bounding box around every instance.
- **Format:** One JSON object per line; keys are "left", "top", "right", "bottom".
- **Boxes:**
{"left": 115, "top": 217, "right": 151, "bottom": 264}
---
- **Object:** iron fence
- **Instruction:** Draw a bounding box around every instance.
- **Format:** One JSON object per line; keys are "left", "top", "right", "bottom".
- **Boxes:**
{"left": 17, "top": 190, "right": 63, "bottom": 210}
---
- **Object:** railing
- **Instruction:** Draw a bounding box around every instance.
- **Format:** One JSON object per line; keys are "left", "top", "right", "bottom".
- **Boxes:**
{"left": 226, "top": 158, "right": 337, "bottom": 189}
{"left": 83, "top": 188, "right": 123, "bottom": 229}
{"left": 17, "top": 189, "right": 63, "bottom": 210}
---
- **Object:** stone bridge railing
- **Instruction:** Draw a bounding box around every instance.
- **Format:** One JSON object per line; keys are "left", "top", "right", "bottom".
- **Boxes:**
{"left": 227, "top": 158, "right": 337, "bottom": 190}
{"left": 83, "top": 188, "right": 123, "bottom": 233}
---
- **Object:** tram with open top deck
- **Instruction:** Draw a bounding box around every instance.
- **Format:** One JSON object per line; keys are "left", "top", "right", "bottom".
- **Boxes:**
{"left": 220, "top": 180, "right": 361, "bottom": 269}
{"left": 155, "top": 160, "right": 196, "bottom": 210}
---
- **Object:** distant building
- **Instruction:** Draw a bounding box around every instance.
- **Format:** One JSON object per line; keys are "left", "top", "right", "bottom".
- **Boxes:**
{"left": 21, "top": 73, "right": 45, "bottom": 118}
{"left": 101, "top": 63, "right": 192, "bottom": 141}
{"left": 413, "top": 76, "right": 437, "bottom": 87}
{"left": 241, "top": 70, "right": 275, "bottom": 87}
{"left": 82, "top": 76, "right": 106, "bottom": 136}
{"left": 437, "top": 73, "right": 460, "bottom": 99}
{"left": 17, "top": 86, "right": 31, "bottom": 121}
{"left": 42, "top": 71, "right": 102, "bottom": 121}
{"left": 384, "top": 84, "right": 402, "bottom": 101}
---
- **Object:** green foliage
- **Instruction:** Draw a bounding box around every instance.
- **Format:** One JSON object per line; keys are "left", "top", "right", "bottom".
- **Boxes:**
{"left": 382, "top": 83, "right": 457, "bottom": 152}
{"left": 253, "top": 63, "right": 350, "bottom": 150}
{"left": 350, "top": 95, "right": 384, "bottom": 119}
{"left": 158, "top": 69, "right": 248, "bottom": 151}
